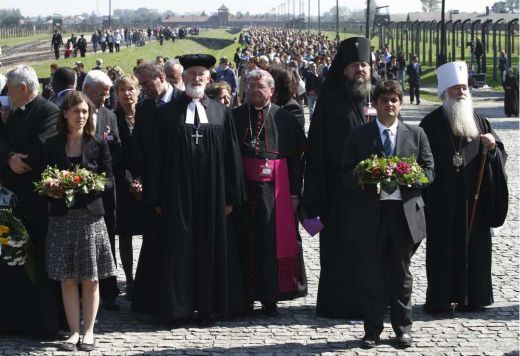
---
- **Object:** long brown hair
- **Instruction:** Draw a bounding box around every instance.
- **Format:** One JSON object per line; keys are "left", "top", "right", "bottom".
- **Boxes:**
{"left": 57, "top": 91, "right": 96, "bottom": 136}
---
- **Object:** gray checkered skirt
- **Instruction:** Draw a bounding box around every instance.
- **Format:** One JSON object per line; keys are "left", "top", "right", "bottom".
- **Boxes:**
{"left": 46, "top": 209, "right": 116, "bottom": 282}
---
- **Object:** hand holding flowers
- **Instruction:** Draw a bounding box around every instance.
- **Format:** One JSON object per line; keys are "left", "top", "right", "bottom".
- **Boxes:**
{"left": 353, "top": 155, "right": 430, "bottom": 194}
{"left": 34, "top": 165, "right": 109, "bottom": 208}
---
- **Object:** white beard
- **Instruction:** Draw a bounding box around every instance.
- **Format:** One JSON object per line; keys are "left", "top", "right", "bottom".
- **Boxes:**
{"left": 185, "top": 83, "right": 205, "bottom": 98}
{"left": 443, "top": 94, "right": 480, "bottom": 139}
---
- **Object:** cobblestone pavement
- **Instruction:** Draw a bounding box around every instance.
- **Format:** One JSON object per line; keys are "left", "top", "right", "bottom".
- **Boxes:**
{"left": 1, "top": 98, "right": 518, "bottom": 355}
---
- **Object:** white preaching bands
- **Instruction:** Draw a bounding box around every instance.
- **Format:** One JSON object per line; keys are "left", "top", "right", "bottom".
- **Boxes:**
{"left": 185, "top": 98, "right": 209, "bottom": 125}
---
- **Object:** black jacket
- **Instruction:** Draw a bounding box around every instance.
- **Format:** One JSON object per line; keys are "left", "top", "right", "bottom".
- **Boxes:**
{"left": 43, "top": 134, "right": 114, "bottom": 216}
{"left": 342, "top": 120, "right": 434, "bottom": 243}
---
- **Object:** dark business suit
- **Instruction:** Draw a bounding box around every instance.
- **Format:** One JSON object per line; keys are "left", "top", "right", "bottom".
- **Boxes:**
{"left": 406, "top": 63, "right": 421, "bottom": 104}
{"left": 43, "top": 134, "right": 114, "bottom": 217}
{"left": 95, "top": 106, "right": 121, "bottom": 302}
{"left": 342, "top": 119, "right": 434, "bottom": 338}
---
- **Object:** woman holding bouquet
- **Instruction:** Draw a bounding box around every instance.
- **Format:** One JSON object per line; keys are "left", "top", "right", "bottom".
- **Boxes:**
{"left": 43, "top": 91, "right": 116, "bottom": 352}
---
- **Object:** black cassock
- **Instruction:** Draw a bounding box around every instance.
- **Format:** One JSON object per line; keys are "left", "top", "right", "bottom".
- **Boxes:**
{"left": 231, "top": 103, "right": 307, "bottom": 305}
{"left": 149, "top": 96, "right": 246, "bottom": 320}
{"left": 0, "top": 96, "right": 63, "bottom": 336}
{"left": 303, "top": 85, "right": 367, "bottom": 318}
{"left": 420, "top": 107, "right": 508, "bottom": 309}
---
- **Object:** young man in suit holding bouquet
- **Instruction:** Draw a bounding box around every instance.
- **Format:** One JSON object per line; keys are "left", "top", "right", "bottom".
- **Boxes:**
{"left": 341, "top": 80, "right": 434, "bottom": 349}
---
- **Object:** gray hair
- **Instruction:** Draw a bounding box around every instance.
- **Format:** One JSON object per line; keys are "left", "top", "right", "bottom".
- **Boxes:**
{"left": 6, "top": 65, "right": 40, "bottom": 93}
{"left": 134, "top": 61, "right": 164, "bottom": 78}
{"left": 164, "top": 60, "right": 183, "bottom": 73}
{"left": 82, "top": 70, "right": 112, "bottom": 91}
{"left": 246, "top": 69, "right": 275, "bottom": 89}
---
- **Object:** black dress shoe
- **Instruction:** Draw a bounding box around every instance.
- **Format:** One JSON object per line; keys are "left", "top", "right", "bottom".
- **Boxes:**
{"left": 422, "top": 303, "right": 452, "bottom": 314}
{"left": 457, "top": 304, "right": 486, "bottom": 312}
{"left": 361, "top": 335, "right": 379, "bottom": 349}
{"left": 103, "top": 298, "right": 120, "bottom": 311}
{"left": 396, "top": 333, "right": 413, "bottom": 348}
{"left": 197, "top": 314, "right": 215, "bottom": 327}
{"left": 261, "top": 303, "right": 279, "bottom": 316}
{"left": 79, "top": 338, "right": 96, "bottom": 352}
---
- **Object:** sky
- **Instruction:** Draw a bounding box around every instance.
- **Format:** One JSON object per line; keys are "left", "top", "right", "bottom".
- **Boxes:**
{"left": 2, "top": 0, "right": 498, "bottom": 18}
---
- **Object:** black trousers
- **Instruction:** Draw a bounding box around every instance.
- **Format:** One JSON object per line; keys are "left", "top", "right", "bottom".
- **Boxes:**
{"left": 409, "top": 82, "right": 420, "bottom": 103}
{"left": 99, "top": 210, "right": 120, "bottom": 300}
{"left": 53, "top": 45, "right": 60, "bottom": 60}
{"left": 360, "top": 200, "right": 416, "bottom": 338}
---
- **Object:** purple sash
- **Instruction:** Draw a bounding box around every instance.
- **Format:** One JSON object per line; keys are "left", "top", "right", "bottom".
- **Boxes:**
{"left": 242, "top": 157, "right": 299, "bottom": 294}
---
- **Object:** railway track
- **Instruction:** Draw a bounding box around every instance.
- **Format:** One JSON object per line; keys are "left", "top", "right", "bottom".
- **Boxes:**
{"left": 1, "top": 39, "right": 59, "bottom": 67}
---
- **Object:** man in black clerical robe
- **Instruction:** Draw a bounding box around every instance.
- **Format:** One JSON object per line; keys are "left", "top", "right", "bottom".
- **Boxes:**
{"left": 420, "top": 61, "right": 508, "bottom": 313}
{"left": 303, "top": 37, "right": 373, "bottom": 318}
{"left": 232, "top": 69, "right": 307, "bottom": 316}
{"left": 149, "top": 55, "right": 246, "bottom": 326}
{"left": 131, "top": 61, "right": 183, "bottom": 314}
{"left": 0, "top": 65, "right": 62, "bottom": 336}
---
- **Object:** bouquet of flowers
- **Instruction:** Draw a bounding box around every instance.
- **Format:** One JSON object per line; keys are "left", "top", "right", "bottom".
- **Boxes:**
{"left": 0, "top": 206, "right": 35, "bottom": 282}
{"left": 353, "top": 155, "right": 430, "bottom": 193}
{"left": 34, "top": 165, "right": 109, "bottom": 208}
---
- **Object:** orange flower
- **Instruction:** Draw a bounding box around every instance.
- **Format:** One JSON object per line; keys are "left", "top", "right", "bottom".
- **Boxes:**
{"left": 73, "top": 176, "right": 82, "bottom": 184}
{"left": 0, "top": 237, "right": 8, "bottom": 245}
{"left": 0, "top": 225, "right": 10, "bottom": 235}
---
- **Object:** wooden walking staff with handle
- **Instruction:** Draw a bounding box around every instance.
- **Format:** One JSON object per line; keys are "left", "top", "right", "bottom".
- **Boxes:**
{"left": 468, "top": 144, "right": 488, "bottom": 241}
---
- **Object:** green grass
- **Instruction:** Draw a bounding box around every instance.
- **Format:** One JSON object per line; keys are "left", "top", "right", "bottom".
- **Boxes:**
{"left": 26, "top": 31, "right": 238, "bottom": 78}
{"left": 1, "top": 33, "right": 50, "bottom": 47}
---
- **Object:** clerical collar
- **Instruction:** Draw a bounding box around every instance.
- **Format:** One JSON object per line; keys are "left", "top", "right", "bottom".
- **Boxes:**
{"left": 57, "top": 88, "right": 75, "bottom": 98}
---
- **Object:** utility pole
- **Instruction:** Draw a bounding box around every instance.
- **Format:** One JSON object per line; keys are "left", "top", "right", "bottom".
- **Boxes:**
{"left": 336, "top": 0, "right": 340, "bottom": 40}
{"left": 108, "top": 0, "right": 112, "bottom": 28}
{"left": 438, "top": 0, "right": 447, "bottom": 66}
{"left": 318, "top": 0, "right": 321, "bottom": 34}
{"left": 366, "top": 0, "right": 370, "bottom": 38}
{"left": 308, "top": 0, "right": 310, "bottom": 33}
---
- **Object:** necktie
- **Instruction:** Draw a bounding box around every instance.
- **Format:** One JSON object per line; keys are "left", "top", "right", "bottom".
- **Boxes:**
{"left": 383, "top": 129, "right": 393, "bottom": 157}
{"left": 382, "top": 129, "right": 396, "bottom": 194}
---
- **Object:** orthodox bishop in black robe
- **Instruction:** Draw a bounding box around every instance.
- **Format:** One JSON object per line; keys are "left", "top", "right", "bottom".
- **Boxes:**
{"left": 148, "top": 55, "right": 246, "bottom": 322}
{"left": 420, "top": 61, "right": 508, "bottom": 311}
{"left": 303, "top": 37, "right": 373, "bottom": 318}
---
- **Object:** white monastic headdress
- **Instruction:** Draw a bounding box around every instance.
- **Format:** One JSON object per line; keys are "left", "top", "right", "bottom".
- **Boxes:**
{"left": 436, "top": 61, "right": 468, "bottom": 97}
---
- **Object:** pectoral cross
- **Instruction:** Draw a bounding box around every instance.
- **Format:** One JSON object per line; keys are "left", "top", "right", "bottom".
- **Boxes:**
{"left": 459, "top": 65, "right": 463, "bottom": 71}
{"left": 192, "top": 129, "right": 203, "bottom": 145}
{"left": 355, "top": 42, "right": 359, "bottom": 48}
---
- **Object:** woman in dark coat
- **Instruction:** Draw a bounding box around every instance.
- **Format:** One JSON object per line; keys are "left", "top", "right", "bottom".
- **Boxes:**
{"left": 44, "top": 91, "right": 116, "bottom": 351}
{"left": 113, "top": 74, "right": 143, "bottom": 299}
{"left": 503, "top": 67, "right": 518, "bottom": 117}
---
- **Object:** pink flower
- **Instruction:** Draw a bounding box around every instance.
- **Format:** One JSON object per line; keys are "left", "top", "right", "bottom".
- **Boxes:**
{"left": 395, "top": 162, "right": 411, "bottom": 175}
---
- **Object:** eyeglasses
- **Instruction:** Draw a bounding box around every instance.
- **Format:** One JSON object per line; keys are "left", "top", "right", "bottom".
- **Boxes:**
{"left": 139, "top": 77, "right": 158, "bottom": 87}
{"left": 96, "top": 90, "right": 110, "bottom": 98}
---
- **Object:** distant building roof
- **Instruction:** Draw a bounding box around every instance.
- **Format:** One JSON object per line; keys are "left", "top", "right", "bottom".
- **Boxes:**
{"left": 218, "top": 5, "right": 229, "bottom": 11}
{"left": 390, "top": 11, "right": 518, "bottom": 23}
{"left": 163, "top": 15, "right": 211, "bottom": 23}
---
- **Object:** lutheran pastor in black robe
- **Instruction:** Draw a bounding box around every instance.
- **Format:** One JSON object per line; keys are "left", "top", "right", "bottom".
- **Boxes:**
{"left": 148, "top": 95, "right": 246, "bottom": 321}
{"left": 231, "top": 102, "right": 307, "bottom": 310}
{"left": 419, "top": 107, "right": 508, "bottom": 311}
